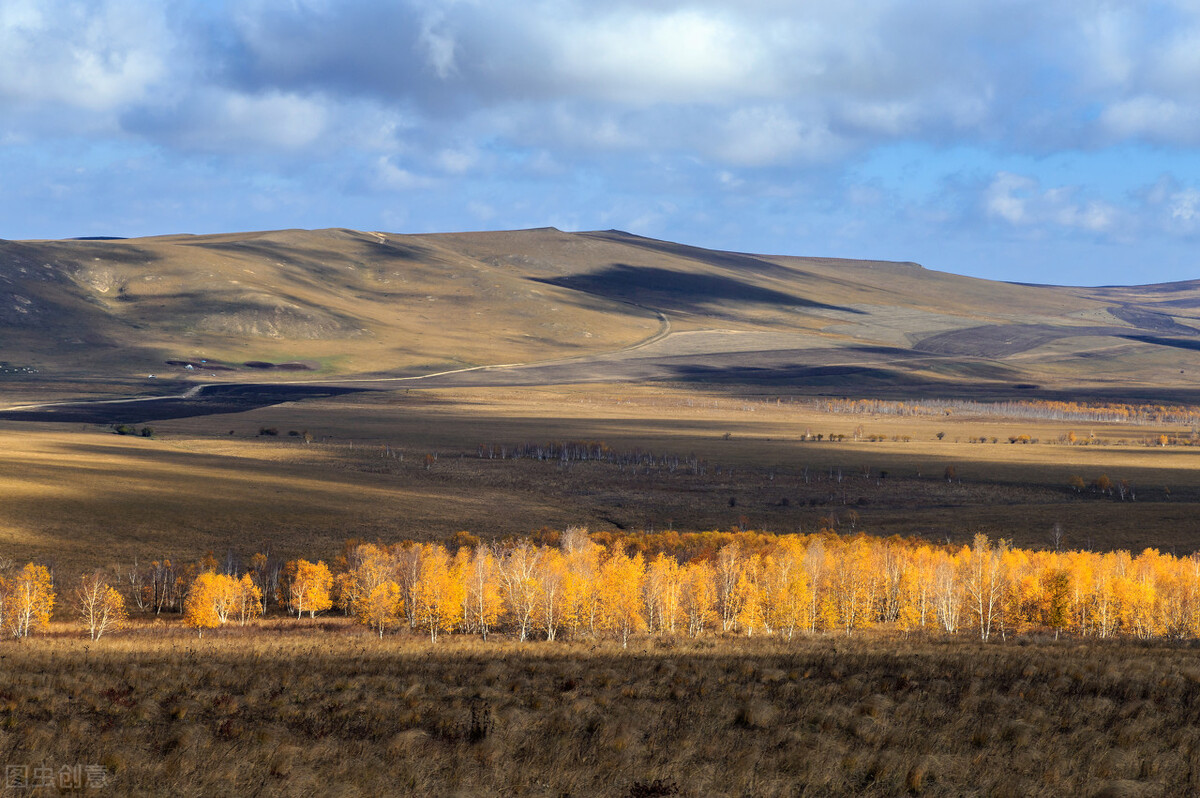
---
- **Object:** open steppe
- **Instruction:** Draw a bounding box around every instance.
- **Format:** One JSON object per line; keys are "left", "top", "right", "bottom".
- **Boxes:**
{"left": 5, "top": 228, "right": 1200, "bottom": 795}
{"left": 2, "top": 383, "right": 1200, "bottom": 575}
{"left": 3, "top": 227, "right": 1200, "bottom": 569}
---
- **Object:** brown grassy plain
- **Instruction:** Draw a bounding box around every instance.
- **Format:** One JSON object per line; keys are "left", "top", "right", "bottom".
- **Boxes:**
{"left": 3, "top": 382, "right": 1200, "bottom": 576}
{"left": 14, "top": 384, "right": 1200, "bottom": 564}
{"left": 4, "top": 620, "right": 1199, "bottom": 797}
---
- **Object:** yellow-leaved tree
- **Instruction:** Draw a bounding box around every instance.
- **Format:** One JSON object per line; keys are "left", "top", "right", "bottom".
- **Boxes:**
{"left": 644, "top": 553, "right": 682, "bottom": 635}
{"left": 362, "top": 581, "right": 404, "bottom": 638}
{"left": 463, "top": 544, "right": 503, "bottom": 641}
{"left": 8, "top": 564, "right": 55, "bottom": 639}
{"left": 183, "top": 572, "right": 225, "bottom": 638}
{"left": 235, "top": 573, "right": 263, "bottom": 625}
{"left": 287, "top": 560, "right": 334, "bottom": 619}
{"left": 497, "top": 542, "right": 539, "bottom": 642}
{"left": 563, "top": 536, "right": 601, "bottom": 638}
{"left": 732, "top": 554, "right": 763, "bottom": 636}
{"left": 761, "top": 542, "right": 810, "bottom": 640}
{"left": 680, "top": 560, "right": 716, "bottom": 637}
{"left": 534, "top": 548, "right": 571, "bottom": 641}
{"left": 411, "top": 544, "right": 464, "bottom": 642}
{"left": 338, "top": 543, "right": 393, "bottom": 620}
{"left": 597, "top": 548, "right": 646, "bottom": 648}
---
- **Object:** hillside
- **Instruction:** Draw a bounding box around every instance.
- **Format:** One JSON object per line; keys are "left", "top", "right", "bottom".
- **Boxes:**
{"left": 3, "top": 227, "right": 1200, "bottom": 411}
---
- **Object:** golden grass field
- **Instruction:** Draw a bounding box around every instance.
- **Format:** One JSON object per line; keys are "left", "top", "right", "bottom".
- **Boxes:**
{"left": 2, "top": 382, "right": 1200, "bottom": 576}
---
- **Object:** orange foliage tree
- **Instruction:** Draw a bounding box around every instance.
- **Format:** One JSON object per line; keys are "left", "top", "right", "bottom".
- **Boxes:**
{"left": 7, "top": 564, "right": 55, "bottom": 639}
{"left": 463, "top": 544, "right": 504, "bottom": 640}
{"left": 287, "top": 560, "right": 334, "bottom": 619}
{"left": 597, "top": 549, "right": 646, "bottom": 648}
{"left": 183, "top": 572, "right": 228, "bottom": 638}
{"left": 362, "top": 581, "right": 404, "bottom": 638}
{"left": 411, "top": 544, "right": 464, "bottom": 642}
{"left": 234, "top": 574, "right": 263, "bottom": 625}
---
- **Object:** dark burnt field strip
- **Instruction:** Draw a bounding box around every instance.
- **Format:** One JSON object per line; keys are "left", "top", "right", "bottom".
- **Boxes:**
{"left": 0, "top": 384, "right": 364, "bottom": 424}
{"left": 10, "top": 333, "right": 1200, "bottom": 425}
{"left": 0, "top": 346, "right": 936, "bottom": 424}
{"left": 913, "top": 324, "right": 1121, "bottom": 357}
{"left": 390, "top": 347, "right": 947, "bottom": 388}
{"left": 914, "top": 312, "right": 1200, "bottom": 359}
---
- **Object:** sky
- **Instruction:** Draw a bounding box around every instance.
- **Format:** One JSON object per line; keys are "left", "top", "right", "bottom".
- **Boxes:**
{"left": 3, "top": 1, "right": 1200, "bottom": 286}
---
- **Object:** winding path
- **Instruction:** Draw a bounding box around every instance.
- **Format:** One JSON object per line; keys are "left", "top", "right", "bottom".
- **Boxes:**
{"left": 0, "top": 306, "right": 671, "bottom": 421}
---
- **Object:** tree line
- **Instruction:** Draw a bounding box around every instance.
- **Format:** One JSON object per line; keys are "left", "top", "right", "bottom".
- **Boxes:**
{"left": 814, "top": 397, "right": 1200, "bottom": 426}
{"left": 8, "top": 528, "right": 1200, "bottom": 645}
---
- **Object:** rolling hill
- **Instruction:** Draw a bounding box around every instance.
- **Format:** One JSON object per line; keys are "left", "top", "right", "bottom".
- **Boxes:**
{"left": 3, "top": 226, "right": 1200, "bottom": 415}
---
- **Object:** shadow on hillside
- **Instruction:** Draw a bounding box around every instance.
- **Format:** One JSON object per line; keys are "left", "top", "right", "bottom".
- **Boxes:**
{"left": 189, "top": 238, "right": 439, "bottom": 270}
{"left": 534, "top": 264, "right": 864, "bottom": 315}
{"left": 662, "top": 362, "right": 923, "bottom": 387}
{"left": 1120, "top": 334, "right": 1200, "bottom": 352}
{"left": 913, "top": 324, "right": 1123, "bottom": 358}
{"left": 579, "top": 230, "right": 821, "bottom": 282}
{"left": 37, "top": 241, "right": 165, "bottom": 268}
{"left": 0, "top": 385, "right": 366, "bottom": 425}
{"left": 1110, "top": 306, "right": 1200, "bottom": 335}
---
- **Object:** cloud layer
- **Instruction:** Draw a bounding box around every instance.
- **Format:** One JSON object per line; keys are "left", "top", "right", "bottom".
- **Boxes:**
{"left": 3, "top": 1, "right": 1200, "bottom": 284}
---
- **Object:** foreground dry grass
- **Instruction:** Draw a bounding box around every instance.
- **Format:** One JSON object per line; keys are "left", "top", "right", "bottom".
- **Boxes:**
{"left": 1, "top": 621, "right": 1197, "bottom": 796}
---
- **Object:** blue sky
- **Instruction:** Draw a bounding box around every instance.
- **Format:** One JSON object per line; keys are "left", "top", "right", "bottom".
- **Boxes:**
{"left": 3, "top": 1, "right": 1200, "bottom": 286}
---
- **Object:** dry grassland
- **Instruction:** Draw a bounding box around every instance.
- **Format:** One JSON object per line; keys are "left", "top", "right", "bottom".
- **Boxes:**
{"left": 2, "top": 621, "right": 1198, "bottom": 797}
{"left": 3, "top": 383, "right": 1200, "bottom": 575}
{"left": 10, "top": 228, "right": 1200, "bottom": 796}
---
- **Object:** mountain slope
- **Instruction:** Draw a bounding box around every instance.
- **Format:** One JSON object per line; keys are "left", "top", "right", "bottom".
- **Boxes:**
{"left": 2, "top": 227, "right": 1200, "bottom": 404}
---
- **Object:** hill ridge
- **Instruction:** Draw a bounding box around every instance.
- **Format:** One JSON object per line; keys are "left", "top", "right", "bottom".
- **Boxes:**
{"left": 1, "top": 227, "right": 1200, "bottom": 406}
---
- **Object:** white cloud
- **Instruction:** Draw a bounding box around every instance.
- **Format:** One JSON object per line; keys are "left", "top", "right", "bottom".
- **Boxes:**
{"left": 373, "top": 157, "right": 438, "bottom": 191}
{"left": 1169, "top": 189, "right": 1200, "bottom": 223}
{"left": 10, "top": 0, "right": 1200, "bottom": 161}
{"left": 1075, "top": 8, "right": 1139, "bottom": 90}
{"left": 498, "top": 105, "right": 643, "bottom": 152}
{"left": 1100, "top": 96, "right": 1200, "bottom": 144}
{"left": 0, "top": 0, "right": 169, "bottom": 112}
{"left": 419, "top": 11, "right": 458, "bottom": 79}
{"left": 436, "top": 146, "right": 479, "bottom": 174}
{"left": 836, "top": 100, "right": 924, "bottom": 138}
{"left": 985, "top": 172, "right": 1035, "bottom": 225}
{"left": 546, "top": 9, "right": 770, "bottom": 105}
{"left": 984, "top": 172, "right": 1120, "bottom": 234}
{"left": 712, "top": 106, "right": 845, "bottom": 166}
{"left": 717, "top": 171, "right": 744, "bottom": 190}
{"left": 1150, "top": 27, "right": 1200, "bottom": 94}
{"left": 1140, "top": 175, "right": 1200, "bottom": 234}
{"left": 217, "top": 92, "right": 330, "bottom": 150}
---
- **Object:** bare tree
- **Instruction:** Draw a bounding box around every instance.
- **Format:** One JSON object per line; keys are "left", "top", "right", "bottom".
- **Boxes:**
{"left": 75, "top": 572, "right": 127, "bottom": 641}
